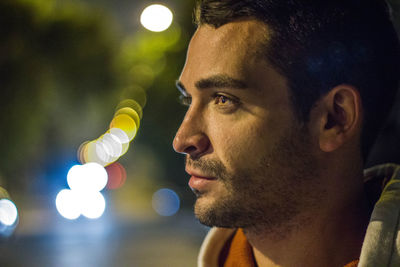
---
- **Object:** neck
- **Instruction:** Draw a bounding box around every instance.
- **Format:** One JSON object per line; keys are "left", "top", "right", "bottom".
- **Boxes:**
{"left": 245, "top": 174, "right": 370, "bottom": 267}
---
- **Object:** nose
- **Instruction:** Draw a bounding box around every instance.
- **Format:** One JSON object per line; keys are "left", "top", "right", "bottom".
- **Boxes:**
{"left": 173, "top": 109, "right": 211, "bottom": 159}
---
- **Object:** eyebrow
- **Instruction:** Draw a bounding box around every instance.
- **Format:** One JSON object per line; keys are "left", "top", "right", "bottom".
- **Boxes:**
{"left": 176, "top": 74, "right": 248, "bottom": 95}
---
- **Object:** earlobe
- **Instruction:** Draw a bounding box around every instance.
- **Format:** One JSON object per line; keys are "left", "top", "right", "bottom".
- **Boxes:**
{"left": 318, "top": 85, "right": 362, "bottom": 153}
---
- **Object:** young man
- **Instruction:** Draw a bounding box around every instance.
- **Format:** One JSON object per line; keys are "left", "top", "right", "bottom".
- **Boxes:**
{"left": 173, "top": 0, "right": 400, "bottom": 266}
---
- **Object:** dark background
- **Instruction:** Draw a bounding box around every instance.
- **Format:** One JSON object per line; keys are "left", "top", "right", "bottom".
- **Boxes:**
{"left": 0, "top": 0, "right": 399, "bottom": 266}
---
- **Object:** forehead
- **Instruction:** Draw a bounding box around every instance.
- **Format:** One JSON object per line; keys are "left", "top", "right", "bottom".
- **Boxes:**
{"left": 183, "top": 20, "right": 270, "bottom": 80}
{"left": 180, "top": 20, "right": 289, "bottom": 107}
{"left": 193, "top": 20, "right": 269, "bottom": 57}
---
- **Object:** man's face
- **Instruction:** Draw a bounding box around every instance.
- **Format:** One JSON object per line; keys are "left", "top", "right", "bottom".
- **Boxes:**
{"left": 173, "top": 20, "right": 321, "bottom": 231}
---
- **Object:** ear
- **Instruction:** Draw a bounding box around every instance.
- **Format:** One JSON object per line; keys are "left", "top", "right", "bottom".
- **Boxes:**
{"left": 317, "top": 85, "right": 363, "bottom": 152}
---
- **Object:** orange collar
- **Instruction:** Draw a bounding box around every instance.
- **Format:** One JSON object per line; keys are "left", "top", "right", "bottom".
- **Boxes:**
{"left": 221, "top": 228, "right": 256, "bottom": 267}
{"left": 221, "top": 229, "right": 359, "bottom": 267}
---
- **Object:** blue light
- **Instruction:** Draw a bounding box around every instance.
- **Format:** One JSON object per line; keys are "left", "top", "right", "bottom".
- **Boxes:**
{"left": 152, "top": 188, "right": 180, "bottom": 216}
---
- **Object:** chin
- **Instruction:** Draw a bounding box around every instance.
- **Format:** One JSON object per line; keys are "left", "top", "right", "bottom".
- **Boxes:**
{"left": 193, "top": 195, "right": 239, "bottom": 228}
{"left": 194, "top": 196, "right": 217, "bottom": 224}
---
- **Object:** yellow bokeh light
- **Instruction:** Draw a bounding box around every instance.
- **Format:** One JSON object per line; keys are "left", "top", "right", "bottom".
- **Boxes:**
{"left": 76, "top": 98, "right": 143, "bottom": 168}
{"left": 109, "top": 114, "right": 137, "bottom": 141}
{"left": 83, "top": 140, "right": 106, "bottom": 166}
{"left": 114, "top": 107, "right": 141, "bottom": 129}
{"left": 121, "top": 85, "right": 147, "bottom": 109}
{"left": 116, "top": 99, "right": 143, "bottom": 119}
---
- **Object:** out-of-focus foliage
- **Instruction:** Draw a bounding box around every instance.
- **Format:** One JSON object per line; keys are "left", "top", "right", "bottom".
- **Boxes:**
{"left": 115, "top": 0, "right": 197, "bottom": 207}
{"left": 0, "top": 0, "right": 124, "bottom": 190}
{"left": 0, "top": 0, "right": 196, "bottom": 208}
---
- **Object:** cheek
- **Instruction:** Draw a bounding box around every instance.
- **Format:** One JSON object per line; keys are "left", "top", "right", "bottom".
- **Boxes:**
{"left": 210, "top": 118, "right": 272, "bottom": 172}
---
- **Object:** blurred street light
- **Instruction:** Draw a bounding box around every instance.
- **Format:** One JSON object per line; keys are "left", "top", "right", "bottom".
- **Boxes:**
{"left": 0, "top": 187, "right": 18, "bottom": 236}
{"left": 56, "top": 163, "right": 108, "bottom": 220}
{"left": 152, "top": 188, "right": 180, "bottom": 216}
{"left": 67, "top": 163, "right": 108, "bottom": 193}
{"left": 55, "top": 189, "right": 81, "bottom": 220}
{"left": 140, "top": 4, "right": 173, "bottom": 32}
{"left": 0, "top": 199, "right": 18, "bottom": 227}
{"left": 78, "top": 99, "right": 142, "bottom": 167}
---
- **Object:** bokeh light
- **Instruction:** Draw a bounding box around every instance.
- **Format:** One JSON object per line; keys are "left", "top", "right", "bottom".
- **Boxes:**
{"left": 114, "top": 107, "right": 141, "bottom": 130}
{"left": 0, "top": 199, "right": 18, "bottom": 226}
{"left": 57, "top": 163, "right": 108, "bottom": 220}
{"left": 152, "top": 188, "right": 180, "bottom": 216}
{"left": 140, "top": 4, "right": 173, "bottom": 32}
{"left": 67, "top": 163, "right": 108, "bottom": 193}
{"left": 0, "top": 187, "right": 18, "bottom": 236}
{"left": 109, "top": 114, "right": 137, "bottom": 141}
{"left": 95, "top": 138, "right": 114, "bottom": 164}
{"left": 100, "top": 133, "right": 122, "bottom": 158}
{"left": 77, "top": 98, "right": 143, "bottom": 166}
{"left": 56, "top": 189, "right": 106, "bottom": 220}
{"left": 115, "top": 99, "right": 143, "bottom": 120}
{"left": 56, "top": 189, "right": 81, "bottom": 220}
{"left": 109, "top": 128, "right": 130, "bottom": 156}
{"left": 106, "top": 162, "right": 127, "bottom": 190}
{"left": 121, "top": 85, "right": 147, "bottom": 109}
{"left": 80, "top": 191, "right": 106, "bottom": 219}
{"left": 82, "top": 140, "right": 104, "bottom": 165}
{"left": 110, "top": 128, "right": 130, "bottom": 145}
{"left": 61, "top": 99, "right": 142, "bottom": 220}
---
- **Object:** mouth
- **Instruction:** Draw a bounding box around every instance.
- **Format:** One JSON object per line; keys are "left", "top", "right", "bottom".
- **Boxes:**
{"left": 185, "top": 168, "right": 215, "bottom": 179}
{"left": 186, "top": 169, "right": 217, "bottom": 192}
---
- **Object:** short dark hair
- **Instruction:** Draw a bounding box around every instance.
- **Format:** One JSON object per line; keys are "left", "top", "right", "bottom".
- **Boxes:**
{"left": 194, "top": 0, "right": 400, "bottom": 161}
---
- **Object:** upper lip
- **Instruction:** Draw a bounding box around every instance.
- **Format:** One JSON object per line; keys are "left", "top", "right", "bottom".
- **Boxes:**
{"left": 185, "top": 168, "right": 215, "bottom": 180}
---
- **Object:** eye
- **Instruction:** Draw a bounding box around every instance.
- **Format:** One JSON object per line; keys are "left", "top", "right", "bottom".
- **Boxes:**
{"left": 212, "top": 93, "right": 241, "bottom": 113}
{"left": 214, "top": 94, "right": 237, "bottom": 106}
{"left": 179, "top": 95, "right": 192, "bottom": 106}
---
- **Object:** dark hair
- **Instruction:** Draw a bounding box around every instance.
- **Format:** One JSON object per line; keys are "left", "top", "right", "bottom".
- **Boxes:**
{"left": 194, "top": 0, "right": 400, "bottom": 161}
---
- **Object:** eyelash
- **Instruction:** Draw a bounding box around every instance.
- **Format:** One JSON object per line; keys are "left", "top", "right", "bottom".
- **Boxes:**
{"left": 178, "top": 93, "right": 240, "bottom": 109}
{"left": 179, "top": 95, "right": 192, "bottom": 106}
{"left": 213, "top": 93, "right": 238, "bottom": 106}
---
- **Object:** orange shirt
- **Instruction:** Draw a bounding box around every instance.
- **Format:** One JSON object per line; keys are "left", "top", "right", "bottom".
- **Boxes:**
{"left": 221, "top": 229, "right": 359, "bottom": 267}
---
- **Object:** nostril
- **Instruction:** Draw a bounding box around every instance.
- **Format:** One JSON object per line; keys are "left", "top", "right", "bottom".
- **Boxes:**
{"left": 184, "top": 145, "right": 197, "bottom": 155}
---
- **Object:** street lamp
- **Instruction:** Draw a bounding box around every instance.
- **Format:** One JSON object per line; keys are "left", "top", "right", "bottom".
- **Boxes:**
{"left": 0, "top": 187, "right": 18, "bottom": 236}
{"left": 140, "top": 4, "right": 173, "bottom": 32}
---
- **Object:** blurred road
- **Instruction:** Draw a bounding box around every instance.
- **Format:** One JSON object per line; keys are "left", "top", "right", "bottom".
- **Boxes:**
{"left": 0, "top": 209, "right": 207, "bottom": 267}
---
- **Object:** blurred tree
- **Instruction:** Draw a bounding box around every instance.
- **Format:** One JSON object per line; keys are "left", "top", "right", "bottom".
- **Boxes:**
{"left": 115, "top": 0, "right": 197, "bottom": 207}
{"left": 0, "top": 0, "right": 125, "bottom": 192}
{"left": 0, "top": 0, "right": 197, "bottom": 210}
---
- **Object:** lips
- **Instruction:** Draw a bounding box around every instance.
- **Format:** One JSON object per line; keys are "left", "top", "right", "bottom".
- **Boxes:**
{"left": 186, "top": 168, "right": 216, "bottom": 179}
{"left": 186, "top": 169, "right": 217, "bottom": 191}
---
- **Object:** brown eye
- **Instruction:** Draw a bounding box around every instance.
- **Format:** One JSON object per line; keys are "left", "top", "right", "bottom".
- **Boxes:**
{"left": 212, "top": 93, "right": 241, "bottom": 113}
{"left": 215, "top": 95, "right": 232, "bottom": 105}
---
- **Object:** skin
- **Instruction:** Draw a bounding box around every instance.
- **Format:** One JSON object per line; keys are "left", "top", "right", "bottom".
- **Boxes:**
{"left": 173, "top": 20, "right": 371, "bottom": 267}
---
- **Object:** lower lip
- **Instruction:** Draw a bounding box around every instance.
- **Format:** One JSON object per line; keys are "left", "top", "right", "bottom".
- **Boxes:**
{"left": 189, "top": 176, "right": 216, "bottom": 191}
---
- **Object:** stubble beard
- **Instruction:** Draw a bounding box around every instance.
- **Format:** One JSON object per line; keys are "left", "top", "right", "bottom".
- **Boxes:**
{"left": 187, "top": 126, "right": 323, "bottom": 237}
